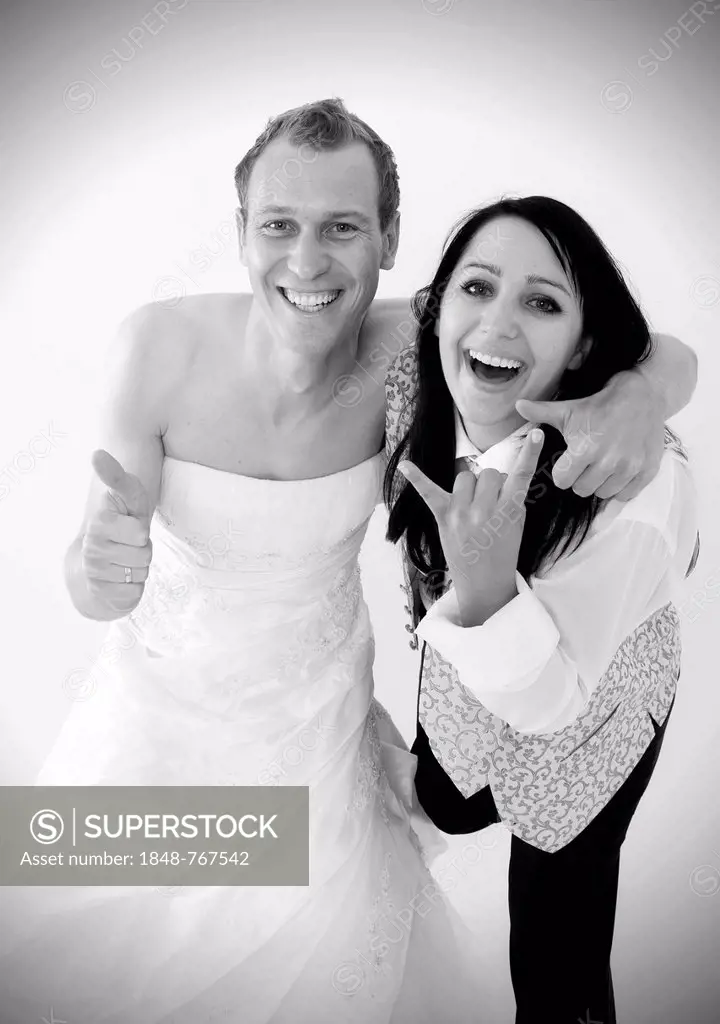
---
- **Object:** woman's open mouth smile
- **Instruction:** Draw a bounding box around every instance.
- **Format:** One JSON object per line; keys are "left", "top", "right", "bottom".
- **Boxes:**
{"left": 464, "top": 348, "right": 527, "bottom": 389}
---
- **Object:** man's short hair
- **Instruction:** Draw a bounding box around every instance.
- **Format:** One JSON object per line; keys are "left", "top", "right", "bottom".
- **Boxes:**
{"left": 234, "top": 97, "right": 400, "bottom": 231}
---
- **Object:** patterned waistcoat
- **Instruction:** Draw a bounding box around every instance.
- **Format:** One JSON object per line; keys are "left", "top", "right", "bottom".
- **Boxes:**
{"left": 385, "top": 347, "right": 681, "bottom": 854}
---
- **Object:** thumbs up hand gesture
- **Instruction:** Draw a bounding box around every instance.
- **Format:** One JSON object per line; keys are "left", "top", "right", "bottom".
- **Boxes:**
{"left": 80, "top": 449, "right": 154, "bottom": 616}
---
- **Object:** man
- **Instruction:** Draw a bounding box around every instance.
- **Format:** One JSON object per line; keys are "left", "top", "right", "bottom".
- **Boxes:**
{"left": 55, "top": 96, "right": 699, "bottom": 1024}
{"left": 66, "top": 96, "right": 697, "bottom": 622}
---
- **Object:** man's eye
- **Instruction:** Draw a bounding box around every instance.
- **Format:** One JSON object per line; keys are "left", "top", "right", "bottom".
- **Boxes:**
{"left": 329, "top": 223, "right": 357, "bottom": 235}
{"left": 265, "top": 221, "right": 290, "bottom": 231}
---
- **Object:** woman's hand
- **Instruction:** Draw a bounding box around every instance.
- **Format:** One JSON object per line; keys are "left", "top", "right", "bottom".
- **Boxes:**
{"left": 398, "top": 429, "right": 544, "bottom": 627}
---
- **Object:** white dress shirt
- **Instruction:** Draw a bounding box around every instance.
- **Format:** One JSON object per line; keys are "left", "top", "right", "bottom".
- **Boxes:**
{"left": 414, "top": 410, "right": 698, "bottom": 734}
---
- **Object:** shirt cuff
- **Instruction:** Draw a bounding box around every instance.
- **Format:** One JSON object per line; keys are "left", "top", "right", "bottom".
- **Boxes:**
{"left": 414, "top": 572, "right": 560, "bottom": 695}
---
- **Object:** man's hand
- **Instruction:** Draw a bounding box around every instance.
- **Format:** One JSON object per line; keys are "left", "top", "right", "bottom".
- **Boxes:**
{"left": 79, "top": 449, "right": 154, "bottom": 616}
{"left": 515, "top": 370, "right": 665, "bottom": 502}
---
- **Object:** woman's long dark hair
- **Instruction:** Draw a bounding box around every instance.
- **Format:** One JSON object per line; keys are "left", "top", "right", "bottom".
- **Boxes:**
{"left": 384, "top": 196, "right": 686, "bottom": 582}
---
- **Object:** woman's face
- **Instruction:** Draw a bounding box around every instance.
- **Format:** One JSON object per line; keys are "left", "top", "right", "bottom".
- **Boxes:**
{"left": 437, "top": 215, "right": 587, "bottom": 449}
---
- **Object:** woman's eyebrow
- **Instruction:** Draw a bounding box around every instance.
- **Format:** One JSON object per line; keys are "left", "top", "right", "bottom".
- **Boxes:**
{"left": 525, "top": 273, "right": 571, "bottom": 298}
{"left": 461, "top": 261, "right": 571, "bottom": 298}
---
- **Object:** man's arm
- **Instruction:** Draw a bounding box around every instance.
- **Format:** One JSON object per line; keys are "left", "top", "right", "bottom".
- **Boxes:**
{"left": 516, "top": 333, "right": 698, "bottom": 502}
{"left": 65, "top": 306, "right": 178, "bottom": 619}
{"left": 637, "top": 333, "right": 698, "bottom": 419}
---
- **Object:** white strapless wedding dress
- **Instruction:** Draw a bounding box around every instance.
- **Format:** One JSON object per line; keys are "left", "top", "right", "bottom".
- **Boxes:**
{"left": 0, "top": 453, "right": 484, "bottom": 1023}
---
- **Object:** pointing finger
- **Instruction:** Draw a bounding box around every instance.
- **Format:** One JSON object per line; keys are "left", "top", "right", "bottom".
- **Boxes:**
{"left": 501, "top": 428, "right": 544, "bottom": 508}
{"left": 398, "top": 460, "right": 451, "bottom": 521}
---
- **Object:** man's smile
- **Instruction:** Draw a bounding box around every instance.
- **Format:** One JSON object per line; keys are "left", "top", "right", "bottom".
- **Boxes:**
{"left": 278, "top": 287, "right": 342, "bottom": 312}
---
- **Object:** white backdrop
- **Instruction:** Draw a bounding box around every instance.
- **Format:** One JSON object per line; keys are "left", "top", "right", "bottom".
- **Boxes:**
{"left": 0, "top": 0, "right": 718, "bottom": 1020}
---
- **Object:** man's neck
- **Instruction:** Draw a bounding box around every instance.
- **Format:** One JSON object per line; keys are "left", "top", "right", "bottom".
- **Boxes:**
{"left": 243, "top": 302, "right": 369, "bottom": 423}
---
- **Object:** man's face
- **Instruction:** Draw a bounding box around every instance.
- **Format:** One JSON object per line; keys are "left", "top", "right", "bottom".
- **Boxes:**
{"left": 239, "top": 136, "right": 399, "bottom": 355}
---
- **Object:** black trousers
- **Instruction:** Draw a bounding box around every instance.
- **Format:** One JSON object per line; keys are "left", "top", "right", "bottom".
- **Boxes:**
{"left": 411, "top": 702, "right": 674, "bottom": 1024}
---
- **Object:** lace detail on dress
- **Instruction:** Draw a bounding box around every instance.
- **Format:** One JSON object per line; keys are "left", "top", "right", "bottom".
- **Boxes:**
{"left": 125, "top": 558, "right": 233, "bottom": 656}
{"left": 282, "top": 565, "right": 364, "bottom": 674}
{"left": 352, "top": 704, "right": 390, "bottom": 823}
{"left": 366, "top": 851, "right": 396, "bottom": 979}
{"left": 372, "top": 703, "right": 431, "bottom": 866}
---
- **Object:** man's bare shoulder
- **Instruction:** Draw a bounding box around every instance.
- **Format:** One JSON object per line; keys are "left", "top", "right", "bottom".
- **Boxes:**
{"left": 120, "top": 292, "right": 251, "bottom": 342}
{"left": 365, "top": 296, "right": 415, "bottom": 343}
{"left": 368, "top": 296, "right": 413, "bottom": 328}
{"left": 112, "top": 292, "right": 251, "bottom": 379}
{"left": 169, "top": 291, "right": 253, "bottom": 327}
{"left": 361, "top": 297, "right": 417, "bottom": 380}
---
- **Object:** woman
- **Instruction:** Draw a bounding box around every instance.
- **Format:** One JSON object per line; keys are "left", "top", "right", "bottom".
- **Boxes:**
{"left": 384, "top": 196, "right": 698, "bottom": 1024}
